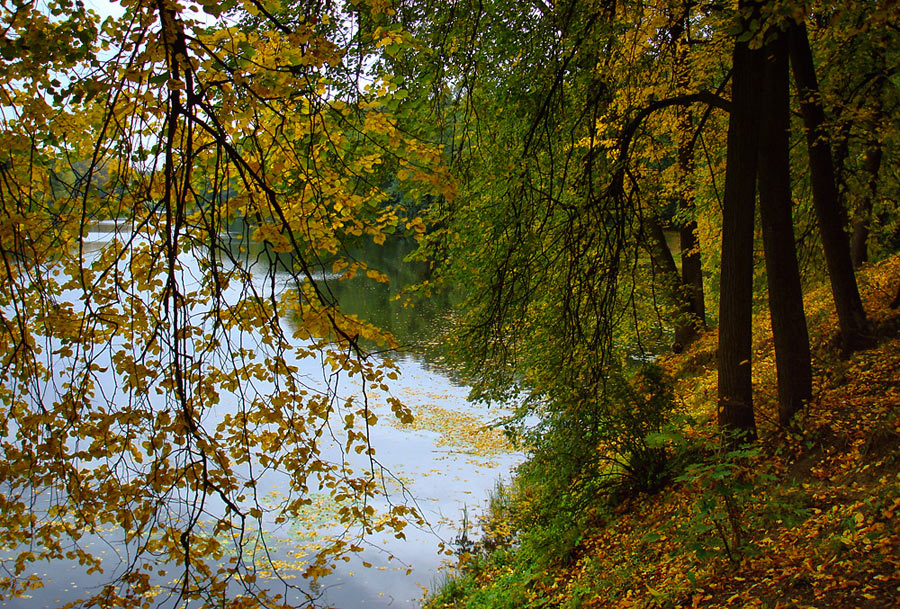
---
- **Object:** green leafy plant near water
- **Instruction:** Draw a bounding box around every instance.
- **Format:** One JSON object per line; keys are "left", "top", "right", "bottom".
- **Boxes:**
{"left": 496, "top": 363, "right": 679, "bottom": 564}
{"left": 427, "top": 363, "right": 688, "bottom": 607}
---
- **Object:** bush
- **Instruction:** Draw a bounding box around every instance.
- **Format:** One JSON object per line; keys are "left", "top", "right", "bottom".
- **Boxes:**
{"left": 598, "top": 363, "right": 680, "bottom": 494}
{"left": 485, "top": 363, "right": 680, "bottom": 568}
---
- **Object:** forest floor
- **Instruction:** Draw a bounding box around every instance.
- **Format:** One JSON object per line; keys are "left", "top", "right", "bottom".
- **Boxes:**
{"left": 424, "top": 254, "right": 900, "bottom": 609}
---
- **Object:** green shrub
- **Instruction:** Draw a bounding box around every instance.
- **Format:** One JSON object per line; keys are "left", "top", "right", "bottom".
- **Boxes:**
{"left": 674, "top": 442, "right": 775, "bottom": 562}
{"left": 598, "top": 363, "right": 680, "bottom": 494}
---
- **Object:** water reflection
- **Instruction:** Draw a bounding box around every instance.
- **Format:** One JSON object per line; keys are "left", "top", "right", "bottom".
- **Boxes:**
{"left": 322, "top": 240, "right": 457, "bottom": 357}
{"left": 0, "top": 228, "right": 518, "bottom": 609}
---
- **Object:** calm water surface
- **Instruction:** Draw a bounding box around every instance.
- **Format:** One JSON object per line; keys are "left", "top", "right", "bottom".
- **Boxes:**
{"left": 0, "top": 227, "right": 520, "bottom": 609}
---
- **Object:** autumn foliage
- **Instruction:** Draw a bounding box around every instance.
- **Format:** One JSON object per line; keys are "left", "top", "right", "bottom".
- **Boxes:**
{"left": 2, "top": 0, "right": 900, "bottom": 607}
{"left": 0, "top": 0, "right": 453, "bottom": 606}
{"left": 425, "top": 255, "right": 900, "bottom": 609}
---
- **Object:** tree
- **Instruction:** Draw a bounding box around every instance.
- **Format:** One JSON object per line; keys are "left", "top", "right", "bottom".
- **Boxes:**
{"left": 849, "top": 106, "right": 885, "bottom": 269}
{"left": 815, "top": 3, "right": 897, "bottom": 271}
{"left": 715, "top": 0, "right": 764, "bottom": 441}
{"left": 402, "top": 0, "right": 737, "bottom": 389}
{"left": 402, "top": 0, "right": 883, "bottom": 449}
{"left": 401, "top": 0, "right": 799, "bottom": 445}
{"left": 670, "top": 6, "right": 707, "bottom": 350}
{"left": 0, "top": 0, "right": 451, "bottom": 605}
{"left": 789, "top": 19, "right": 872, "bottom": 353}
{"left": 756, "top": 26, "right": 812, "bottom": 427}
{"left": 636, "top": 7, "right": 712, "bottom": 353}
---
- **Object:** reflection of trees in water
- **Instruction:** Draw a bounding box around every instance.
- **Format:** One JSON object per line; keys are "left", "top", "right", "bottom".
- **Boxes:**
{"left": 227, "top": 231, "right": 466, "bottom": 382}
{"left": 324, "top": 238, "right": 461, "bottom": 370}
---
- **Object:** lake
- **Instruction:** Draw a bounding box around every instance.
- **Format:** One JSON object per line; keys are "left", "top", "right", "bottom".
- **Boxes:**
{"left": 0, "top": 224, "right": 521, "bottom": 609}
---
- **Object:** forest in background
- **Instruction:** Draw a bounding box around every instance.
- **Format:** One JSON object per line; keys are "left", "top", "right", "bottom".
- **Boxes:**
{"left": 0, "top": 0, "right": 898, "bottom": 607}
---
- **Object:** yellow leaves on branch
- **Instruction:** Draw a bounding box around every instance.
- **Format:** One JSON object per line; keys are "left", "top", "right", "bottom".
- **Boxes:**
{"left": 251, "top": 222, "right": 294, "bottom": 253}
{"left": 0, "top": 0, "right": 450, "bottom": 605}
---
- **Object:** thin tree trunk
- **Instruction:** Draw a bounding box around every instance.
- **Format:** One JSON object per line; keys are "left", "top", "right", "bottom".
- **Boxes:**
{"left": 674, "top": 104, "right": 705, "bottom": 349}
{"left": 644, "top": 216, "right": 678, "bottom": 276}
{"left": 850, "top": 37, "right": 887, "bottom": 269}
{"left": 674, "top": 9, "right": 705, "bottom": 349}
{"left": 675, "top": 49, "right": 705, "bottom": 340}
{"left": 678, "top": 131, "right": 706, "bottom": 340}
{"left": 718, "top": 0, "right": 762, "bottom": 442}
{"left": 789, "top": 21, "right": 871, "bottom": 353}
{"left": 646, "top": 217, "right": 679, "bottom": 282}
{"left": 678, "top": 220, "right": 705, "bottom": 344}
{"left": 757, "top": 31, "right": 812, "bottom": 427}
{"left": 850, "top": 135, "right": 883, "bottom": 268}
{"left": 645, "top": 216, "right": 697, "bottom": 351}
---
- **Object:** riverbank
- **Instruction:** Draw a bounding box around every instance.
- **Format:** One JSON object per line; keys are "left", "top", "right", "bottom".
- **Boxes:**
{"left": 424, "top": 254, "right": 900, "bottom": 609}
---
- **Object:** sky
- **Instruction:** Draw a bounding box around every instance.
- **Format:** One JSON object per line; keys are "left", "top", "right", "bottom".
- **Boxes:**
{"left": 84, "top": 0, "right": 124, "bottom": 20}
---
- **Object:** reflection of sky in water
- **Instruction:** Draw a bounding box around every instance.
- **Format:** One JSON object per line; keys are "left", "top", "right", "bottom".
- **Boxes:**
{"left": 0, "top": 225, "right": 521, "bottom": 609}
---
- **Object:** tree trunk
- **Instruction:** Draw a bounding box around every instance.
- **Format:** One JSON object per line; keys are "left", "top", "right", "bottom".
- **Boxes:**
{"left": 717, "top": 0, "right": 762, "bottom": 442}
{"left": 678, "top": 220, "right": 705, "bottom": 346}
{"left": 645, "top": 216, "right": 696, "bottom": 351}
{"left": 789, "top": 21, "right": 871, "bottom": 353}
{"left": 850, "top": 35, "right": 887, "bottom": 270}
{"left": 673, "top": 12, "right": 705, "bottom": 348}
{"left": 678, "top": 139, "right": 706, "bottom": 344}
{"left": 757, "top": 31, "right": 812, "bottom": 427}
{"left": 850, "top": 135, "right": 883, "bottom": 268}
{"left": 646, "top": 217, "right": 679, "bottom": 283}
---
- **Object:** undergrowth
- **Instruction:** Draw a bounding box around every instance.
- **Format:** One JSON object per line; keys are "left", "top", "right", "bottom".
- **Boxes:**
{"left": 424, "top": 254, "right": 900, "bottom": 609}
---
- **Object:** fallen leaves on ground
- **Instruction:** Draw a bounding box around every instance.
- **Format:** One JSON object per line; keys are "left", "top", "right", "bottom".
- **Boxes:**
{"left": 428, "top": 254, "right": 900, "bottom": 609}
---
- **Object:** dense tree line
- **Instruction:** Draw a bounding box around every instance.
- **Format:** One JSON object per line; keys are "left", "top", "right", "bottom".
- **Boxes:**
{"left": 0, "top": 0, "right": 897, "bottom": 605}
{"left": 391, "top": 0, "right": 898, "bottom": 440}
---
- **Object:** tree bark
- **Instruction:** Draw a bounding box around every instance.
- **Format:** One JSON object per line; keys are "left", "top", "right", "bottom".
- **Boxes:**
{"left": 757, "top": 31, "right": 812, "bottom": 427}
{"left": 678, "top": 123, "right": 706, "bottom": 345}
{"left": 717, "top": 0, "right": 762, "bottom": 442}
{"left": 673, "top": 11, "right": 705, "bottom": 348}
{"left": 850, "top": 36, "right": 887, "bottom": 270}
{"left": 645, "top": 216, "right": 697, "bottom": 351}
{"left": 789, "top": 21, "right": 871, "bottom": 353}
{"left": 850, "top": 134, "right": 883, "bottom": 268}
{"left": 646, "top": 217, "right": 679, "bottom": 283}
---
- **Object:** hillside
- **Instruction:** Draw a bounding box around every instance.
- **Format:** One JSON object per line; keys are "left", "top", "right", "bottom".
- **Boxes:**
{"left": 425, "top": 254, "right": 900, "bottom": 609}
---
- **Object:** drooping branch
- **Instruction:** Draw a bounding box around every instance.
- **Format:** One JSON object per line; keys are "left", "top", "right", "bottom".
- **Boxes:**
{"left": 608, "top": 90, "right": 730, "bottom": 199}
{"left": 522, "top": 9, "right": 604, "bottom": 156}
